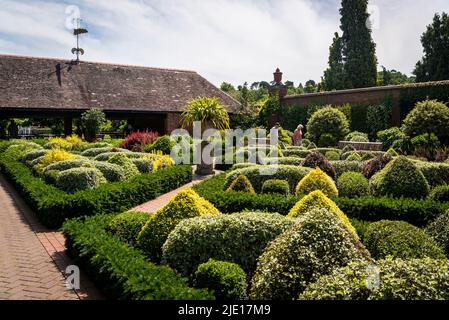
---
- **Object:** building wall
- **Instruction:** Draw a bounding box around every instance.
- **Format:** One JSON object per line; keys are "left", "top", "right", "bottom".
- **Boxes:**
{"left": 165, "top": 112, "right": 183, "bottom": 134}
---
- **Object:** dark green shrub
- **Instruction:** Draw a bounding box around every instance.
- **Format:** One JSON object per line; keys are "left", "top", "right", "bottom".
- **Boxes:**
{"left": 342, "top": 144, "right": 357, "bottom": 154}
{"left": 137, "top": 189, "right": 221, "bottom": 261}
{"left": 162, "top": 213, "right": 294, "bottom": 277}
{"left": 351, "top": 219, "right": 371, "bottom": 241}
{"left": 81, "top": 108, "right": 106, "bottom": 142}
{"left": 146, "top": 136, "right": 176, "bottom": 155}
{"left": 307, "top": 142, "right": 317, "bottom": 150}
{"left": 429, "top": 185, "right": 449, "bottom": 202}
{"left": 318, "top": 133, "right": 337, "bottom": 147}
{"left": 107, "top": 212, "right": 150, "bottom": 247}
{"left": 332, "top": 160, "right": 365, "bottom": 177}
{"left": 261, "top": 179, "right": 290, "bottom": 195}
{"left": 377, "top": 127, "right": 406, "bottom": 150}
{"left": 346, "top": 153, "right": 362, "bottom": 161}
{"left": 337, "top": 172, "right": 369, "bottom": 198}
{"left": 370, "top": 156, "right": 430, "bottom": 198}
{"left": 56, "top": 167, "right": 105, "bottom": 194}
{"left": 282, "top": 149, "right": 310, "bottom": 158}
{"left": 415, "top": 161, "right": 449, "bottom": 187}
{"left": 224, "top": 165, "right": 311, "bottom": 193}
{"left": 301, "top": 152, "right": 336, "bottom": 179}
{"left": 366, "top": 104, "right": 392, "bottom": 139}
{"left": 226, "top": 175, "right": 256, "bottom": 193}
{"left": 345, "top": 131, "right": 369, "bottom": 142}
{"left": 300, "top": 258, "right": 449, "bottom": 300}
{"left": 362, "top": 154, "right": 392, "bottom": 179}
{"left": 402, "top": 100, "right": 449, "bottom": 143}
{"left": 426, "top": 211, "right": 449, "bottom": 256}
{"left": 131, "top": 159, "right": 154, "bottom": 174}
{"left": 107, "top": 153, "right": 140, "bottom": 179}
{"left": 62, "top": 214, "right": 212, "bottom": 300}
{"left": 307, "top": 106, "right": 350, "bottom": 144}
{"left": 250, "top": 208, "right": 371, "bottom": 300}
{"left": 22, "top": 149, "right": 47, "bottom": 163}
{"left": 361, "top": 152, "right": 375, "bottom": 161}
{"left": 325, "top": 151, "right": 340, "bottom": 161}
{"left": 364, "top": 220, "right": 445, "bottom": 259}
{"left": 276, "top": 157, "right": 304, "bottom": 166}
{"left": 194, "top": 259, "right": 247, "bottom": 300}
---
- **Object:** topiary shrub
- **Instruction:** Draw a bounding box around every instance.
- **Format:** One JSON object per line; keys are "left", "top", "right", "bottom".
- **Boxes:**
{"left": 250, "top": 208, "right": 371, "bottom": 300}
{"left": 377, "top": 127, "right": 406, "bottom": 150}
{"left": 325, "top": 151, "right": 340, "bottom": 161}
{"left": 386, "top": 148, "right": 398, "bottom": 157}
{"left": 162, "top": 212, "right": 294, "bottom": 277}
{"left": 301, "top": 152, "right": 336, "bottom": 179}
{"left": 146, "top": 135, "right": 176, "bottom": 155}
{"left": 91, "top": 161, "right": 127, "bottom": 182}
{"left": 306, "top": 106, "right": 350, "bottom": 145}
{"left": 370, "top": 156, "right": 430, "bottom": 199}
{"left": 107, "top": 212, "right": 151, "bottom": 247}
{"left": 346, "top": 153, "right": 362, "bottom": 161}
{"left": 288, "top": 190, "right": 358, "bottom": 239}
{"left": 337, "top": 172, "right": 369, "bottom": 198}
{"left": 332, "top": 160, "right": 366, "bottom": 177}
{"left": 107, "top": 153, "right": 140, "bottom": 179}
{"left": 362, "top": 154, "right": 393, "bottom": 179}
{"left": 300, "top": 258, "right": 449, "bottom": 300}
{"left": 78, "top": 142, "right": 112, "bottom": 152}
{"left": 345, "top": 131, "right": 369, "bottom": 142}
{"left": 224, "top": 165, "right": 311, "bottom": 194}
{"left": 429, "top": 185, "right": 449, "bottom": 202}
{"left": 131, "top": 159, "right": 154, "bottom": 174}
{"left": 80, "top": 147, "right": 129, "bottom": 158}
{"left": 318, "top": 133, "right": 337, "bottom": 148}
{"left": 137, "top": 189, "right": 221, "bottom": 262}
{"left": 402, "top": 100, "right": 449, "bottom": 143}
{"left": 225, "top": 175, "right": 256, "bottom": 194}
{"left": 194, "top": 259, "right": 247, "bottom": 300}
{"left": 307, "top": 142, "right": 317, "bottom": 150}
{"left": 22, "top": 149, "right": 48, "bottom": 164}
{"left": 36, "top": 149, "right": 77, "bottom": 170}
{"left": 43, "top": 159, "right": 93, "bottom": 173}
{"left": 361, "top": 152, "right": 375, "bottom": 161}
{"left": 120, "top": 131, "right": 159, "bottom": 152}
{"left": 364, "top": 220, "right": 445, "bottom": 260}
{"left": 426, "top": 211, "right": 449, "bottom": 256}
{"left": 56, "top": 167, "right": 106, "bottom": 194}
{"left": 342, "top": 144, "right": 357, "bottom": 154}
{"left": 261, "top": 179, "right": 290, "bottom": 196}
{"left": 415, "top": 161, "right": 449, "bottom": 187}
{"left": 295, "top": 168, "right": 338, "bottom": 197}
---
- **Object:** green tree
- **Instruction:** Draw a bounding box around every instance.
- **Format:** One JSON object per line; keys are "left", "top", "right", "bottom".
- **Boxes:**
{"left": 304, "top": 80, "right": 318, "bottom": 93}
{"left": 322, "top": 32, "right": 347, "bottom": 91}
{"left": 81, "top": 108, "right": 106, "bottom": 142}
{"left": 220, "top": 82, "right": 235, "bottom": 92}
{"left": 340, "top": 0, "right": 378, "bottom": 88}
{"left": 414, "top": 12, "right": 449, "bottom": 82}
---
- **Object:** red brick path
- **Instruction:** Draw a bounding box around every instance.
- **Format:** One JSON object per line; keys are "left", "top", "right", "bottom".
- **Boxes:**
{"left": 0, "top": 174, "right": 103, "bottom": 300}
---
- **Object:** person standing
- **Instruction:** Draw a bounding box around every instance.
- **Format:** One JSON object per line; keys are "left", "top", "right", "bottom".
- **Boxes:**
{"left": 293, "top": 124, "right": 303, "bottom": 146}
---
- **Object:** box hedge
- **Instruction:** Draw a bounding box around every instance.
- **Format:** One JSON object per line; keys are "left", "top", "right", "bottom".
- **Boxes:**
{"left": 56, "top": 167, "right": 106, "bottom": 194}
{"left": 426, "top": 210, "right": 449, "bottom": 256}
{"left": 261, "top": 179, "right": 290, "bottom": 196}
{"left": 107, "top": 211, "right": 151, "bottom": 247}
{"left": 295, "top": 168, "right": 338, "bottom": 197}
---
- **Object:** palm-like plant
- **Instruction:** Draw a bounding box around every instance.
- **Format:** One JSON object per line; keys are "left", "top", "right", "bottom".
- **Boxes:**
{"left": 181, "top": 97, "right": 230, "bottom": 131}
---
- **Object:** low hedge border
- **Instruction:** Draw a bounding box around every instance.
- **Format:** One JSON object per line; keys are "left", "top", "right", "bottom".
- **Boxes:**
{"left": 193, "top": 174, "right": 449, "bottom": 226}
{"left": 0, "top": 153, "right": 192, "bottom": 228}
{"left": 62, "top": 215, "right": 212, "bottom": 300}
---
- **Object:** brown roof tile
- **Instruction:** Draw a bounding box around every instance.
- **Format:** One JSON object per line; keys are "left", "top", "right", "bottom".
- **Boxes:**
{"left": 0, "top": 54, "right": 240, "bottom": 114}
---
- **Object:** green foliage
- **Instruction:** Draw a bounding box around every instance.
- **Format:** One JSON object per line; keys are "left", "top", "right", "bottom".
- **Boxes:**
{"left": 414, "top": 12, "right": 449, "bottom": 82}
{"left": 181, "top": 97, "right": 230, "bottom": 130}
{"left": 107, "top": 212, "right": 150, "bottom": 247}
{"left": 426, "top": 211, "right": 449, "bottom": 256}
{"left": 377, "top": 127, "right": 406, "bottom": 150}
{"left": 429, "top": 185, "right": 449, "bottom": 202}
{"left": 81, "top": 108, "right": 107, "bottom": 142}
{"left": 318, "top": 133, "right": 337, "bottom": 147}
{"left": 261, "top": 179, "right": 290, "bottom": 196}
{"left": 306, "top": 107, "right": 350, "bottom": 144}
{"left": 194, "top": 259, "right": 247, "bottom": 300}
{"left": 322, "top": 32, "right": 347, "bottom": 91}
{"left": 415, "top": 161, "right": 449, "bottom": 187}
{"left": 146, "top": 136, "right": 176, "bottom": 155}
{"left": 345, "top": 131, "right": 369, "bottom": 142}
{"left": 250, "top": 208, "right": 370, "bottom": 300}
{"left": 366, "top": 104, "right": 392, "bottom": 139}
{"left": 325, "top": 151, "right": 340, "bottom": 161}
{"left": 332, "top": 160, "right": 365, "bottom": 177}
{"left": 81, "top": 147, "right": 129, "bottom": 158}
{"left": 402, "top": 100, "right": 449, "bottom": 143}
{"left": 300, "top": 258, "right": 449, "bottom": 300}
{"left": 346, "top": 153, "right": 362, "bottom": 161}
{"left": 56, "top": 167, "right": 106, "bottom": 194}
{"left": 296, "top": 168, "right": 338, "bottom": 197}
{"left": 226, "top": 175, "right": 256, "bottom": 194}
{"left": 370, "top": 156, "right": 430, "bottom": 199}
{"left": 351, "top": 219, "right": 371, "bottom": 241}
{"left": 62, "top": 214, "right": 212, "bottom": 300}
{"left": 386, "top": 148, "right": 398, "bottom": 157}
{"left": 301, "top": 152, "right": 336, "bottom": 179}
{"left": 364, "top": 220, "right": 445, "bottom": 259}
{"left": 107, "top": 153, "right": 140, "bottom": 179}
{"left": 137, "top": 189, "right": 221, "bottom": 261}
{"left": 337, "top": 172, "right": 369, "bottom": 198}
{"left": 90, "top": 161, "right": 127, "bottom": 182}
{"left": 162, "top": 213, "right": 294, "bottom": 277}
{"left": 44, "top": 159, "right": 93, "bottom": 173}
{"left": 224, "top": 165, "right": 311, "bottom": 194}
{"left": 131, "top": 159, "right": 154, "bottom": 174}
{"left": 362, "top": 154, "right": 392, "bottom": 179}
{"left": 22, "top": 149, "right": 48, "bottom": 164}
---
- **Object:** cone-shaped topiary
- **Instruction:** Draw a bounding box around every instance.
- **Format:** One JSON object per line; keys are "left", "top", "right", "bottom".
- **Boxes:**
{"left": 288, "top": 190, "right": 358, "bottom": 239}
{"left": 137, "top": 189, "right": 221, "bottom": 261}
{"left": 250, "top": 208, "right": 371, "bottom": 300}
{"left": 370, "top": 156, "right": 430, "bottom": 199}
{"left": 225, "top": 175, "right": 255, "bottom": 194}
{"left": 295, "top": 168, "right": 338, "bottom": 197}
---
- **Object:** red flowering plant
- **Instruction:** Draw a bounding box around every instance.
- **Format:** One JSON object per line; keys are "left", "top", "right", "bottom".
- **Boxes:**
{"left": 120, "top": 131, "right": 159, "bottom": 152}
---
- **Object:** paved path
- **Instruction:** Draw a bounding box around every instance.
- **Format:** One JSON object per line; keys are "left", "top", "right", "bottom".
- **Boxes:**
{"left": 131, "top": 173, "right": 216, "bottom": 213}
{"left": 0, "top": 175, "right": 103, "bottom": 300}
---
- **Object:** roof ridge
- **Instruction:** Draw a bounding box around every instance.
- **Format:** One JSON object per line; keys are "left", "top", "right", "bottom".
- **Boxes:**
{"left": 0, "top": 53, "right": 198, "bottom": 74}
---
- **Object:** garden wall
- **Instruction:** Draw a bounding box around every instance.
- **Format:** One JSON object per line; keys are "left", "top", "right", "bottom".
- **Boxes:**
{"left": 279, "top": 80, "right": 449, "bottom": 131}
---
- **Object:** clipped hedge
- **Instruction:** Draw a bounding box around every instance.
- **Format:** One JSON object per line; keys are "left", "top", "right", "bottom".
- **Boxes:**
{"left": 261, "top": 179, "right": 290, "bottom": 196}
{"left": 0, "top": 151, "right": 193, "bottom": 228}
{"left": 162, "top": 213, "right": 295, "bottom": 277}
{"left": 44, "top": 159, "right": 93, "bottom": 173}
{"left": 107, "top": 212, "right": 151, "bottom": 247}
{"left": 415, "top": 161, "right": 449, "bottom": 187}
{"left": 426, "top": 211, "right": 449, "bottom": 256}
{"left": 225, "top": 175, "right": 256, "bottom": 193}
{"left": 91, "top": 161, "right": 127, "bottom": 183}
{"left": 332, "top": 160, "right": 366, "bottom": 177}
{"left": 56, "top": 167, "right": 106, "bottom": 194}
{"left": 62, "top": 215, "right": 212, "bottom": 300}
{"left": 295, "top": 168, "right": 338, "bottom": 197}
{"left": 429, "top": 185, "right": 449, "bottom": 202}
{"left": 364, "top": 220, "right": 445, "bottom": 260}
{"left": 337, "top": 172, "right": 369, "bottom": 198}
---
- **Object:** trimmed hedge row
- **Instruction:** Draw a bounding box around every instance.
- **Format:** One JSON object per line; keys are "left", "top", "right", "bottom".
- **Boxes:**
{"left": 62, "top": 215, "right": 212, "bottom": 300}
{"left": 0, "top": 152, "right": 192, "bottom": 228}
{"left": 194, "top": 174, "right": 449, "bottom": 226}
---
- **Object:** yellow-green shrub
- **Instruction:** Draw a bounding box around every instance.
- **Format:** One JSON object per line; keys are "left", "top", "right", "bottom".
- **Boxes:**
{"left": 295, "top": 168, "right": 338, "bottom": 197}
{"left": 37, "top": 149, "right": 77, "bottom": 170}
{"left": 137, "top": 189, "right": 221, "bottom": 261}
{"left": 288, "top": 190, "right": 358, "bottom": 239}
{"left": 46, "top": 137, "right": 73, "bottom": 150}
{"left": 226, "top": 175, "right": 256, "bottom": 194}
{"left": 65, "top": 135, "right": 84, "bottom": 150}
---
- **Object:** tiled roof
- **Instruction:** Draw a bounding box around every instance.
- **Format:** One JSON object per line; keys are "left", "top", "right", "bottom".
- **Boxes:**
{"left": 0, "top": 55, "right": 240, "bottom": 113}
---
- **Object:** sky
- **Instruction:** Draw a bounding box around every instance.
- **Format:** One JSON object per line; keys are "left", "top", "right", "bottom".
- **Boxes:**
{"left": 0, "top": 0, "right": 447, "bottom": 87}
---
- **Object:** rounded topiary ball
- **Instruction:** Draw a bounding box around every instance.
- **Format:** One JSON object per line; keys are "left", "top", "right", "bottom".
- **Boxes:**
{"left": 306, "top": 106, "right": 350, "bottom": 145}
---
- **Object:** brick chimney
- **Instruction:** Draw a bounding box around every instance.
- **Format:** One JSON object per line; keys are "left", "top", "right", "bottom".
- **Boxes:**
{"left": 270, "top": 68, "right": 287, "bottom": 98}
{"left": 273, "top": 68, "right": 283, "bottom": 84}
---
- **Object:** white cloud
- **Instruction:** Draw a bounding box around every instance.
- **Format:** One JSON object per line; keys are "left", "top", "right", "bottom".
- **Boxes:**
{"left": 0, "top": 0, "right": 447, "bottom": 86}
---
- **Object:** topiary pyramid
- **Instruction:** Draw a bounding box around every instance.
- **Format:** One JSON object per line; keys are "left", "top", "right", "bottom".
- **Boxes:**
{"left": 226, "top": 174, "right": 256, "bottom": 194}
{"left": 295, "top": 168, "right": 338, "bottom": 197}
{"left": 137, "top": 188, "right": 221, "bottom": 261}
{"left": 288, "top": 190, "right": 358, "bottom": 239}
{"left": 370, "top": 156, "right": 430, "bottom": 199}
